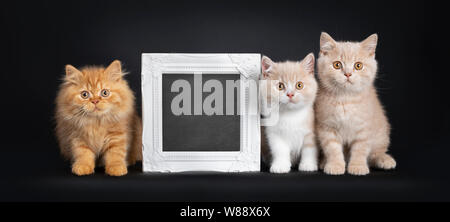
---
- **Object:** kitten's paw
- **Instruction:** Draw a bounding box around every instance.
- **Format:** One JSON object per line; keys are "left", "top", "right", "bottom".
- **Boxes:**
{"left": 105, "top": 164, "right": 128, "bottom": 176}
{"left": 323, "top": 162, "right": 345, "bottom": 175}
{"left": 347, "top": 163, "right": 370, "bottom": 176}
{"left": 374, "top": 154, "right": 396, "bottom": 170}
{"left": 299, "top": 161, "right": 318, "bottom": 172}
{"left": 72, "top": 163, "right": 95, "bottom": 176}
{"left": 270, "top": 162, "right": 291, "bottom": 174}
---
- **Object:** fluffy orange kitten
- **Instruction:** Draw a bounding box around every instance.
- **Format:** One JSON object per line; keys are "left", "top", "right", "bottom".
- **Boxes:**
{"left": 315, "top": 32, "right": 396, "bottom": 175}
{"left": 55, "top": 60, "right": 142, "bottom": 176}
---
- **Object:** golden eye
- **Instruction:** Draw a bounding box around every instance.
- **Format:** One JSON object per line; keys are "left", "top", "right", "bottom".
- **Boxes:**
{"left": 354, "top": 62, "right": 363, "bottom": 70}
{"left": 333, "top": 61, "right": 342, "bottom": 69}
{"left": 278, "top": 82, "right": 285, "bottom": 90}
{"left": 80, "top": 91, "right": 90, "bottom": 99}
{"left": 101, "top": 89, "right": 110, "bottom": 97}
{"left": 296, "top": 81, "right": 304, "bottom": 90}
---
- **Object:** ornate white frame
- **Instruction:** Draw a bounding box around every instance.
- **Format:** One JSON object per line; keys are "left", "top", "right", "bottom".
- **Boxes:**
{"left": 141, "top": 53, "right": 261, "bottom": 172}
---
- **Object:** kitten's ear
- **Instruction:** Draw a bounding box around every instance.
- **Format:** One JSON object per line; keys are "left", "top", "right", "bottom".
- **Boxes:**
{"left": 320, "top": 32, "right": 336, "bottom": 54}
{"left": 105, "top": 60, "right": 123, "bottom": 81}
{"left": 65, "top": 64, "right": 82, "bottom": 84}
{"left": 261, "top": 56, "right": 274, "bottom": 78}
{"left": 301, "top": 53, "right": 315, "bottom": 75}
{"left": 361, "top": 33, "right": 378, "bottom": 56}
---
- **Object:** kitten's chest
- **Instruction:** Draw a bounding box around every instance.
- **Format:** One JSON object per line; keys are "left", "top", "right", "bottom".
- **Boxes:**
{"left": 335, "top": 103, "right": 353, "bottom": 121}
{"left": 329, "top": 102, "right": 365, "bottom": 132}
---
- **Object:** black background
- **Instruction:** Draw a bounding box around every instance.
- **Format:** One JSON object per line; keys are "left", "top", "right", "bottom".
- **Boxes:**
{"left": 2, "top": 0, "right": 449, "bottom": 201}
{"left": 162, "top": 74, "right": 240, "bottom": 151}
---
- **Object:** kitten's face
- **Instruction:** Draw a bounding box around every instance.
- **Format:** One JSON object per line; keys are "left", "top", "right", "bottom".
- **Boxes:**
{"left": 261, "top": 54, "right": 317, "bottom": 110}
{"left": 60, "top": 61, "right": 133, "bottom": 119}
{"left": 317, "top": 32, "right": 378, "bottom": 94}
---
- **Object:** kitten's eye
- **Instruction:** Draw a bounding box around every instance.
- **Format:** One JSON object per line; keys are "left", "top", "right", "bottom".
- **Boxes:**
{"left": 278, "top": 82, "right": 285, "bottom": 91}
{"left": 101, "top": 89, "right": 110, "bottom": 97}
{"left": 296, "top": 81, "right": 304, "bottom": 90}
{"left": 354, "top": 62, "right": 363, "bottom": 70}
{"left": 80, "top": 91, "right": 90, "bottom": 99}
{"left": 333, "top": 61, "right": 342, "bottom": 69}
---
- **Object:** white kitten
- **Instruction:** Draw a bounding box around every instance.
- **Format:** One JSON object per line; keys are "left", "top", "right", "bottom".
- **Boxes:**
{"left": 260, "top": 54, "right": 319, "bottom": 173}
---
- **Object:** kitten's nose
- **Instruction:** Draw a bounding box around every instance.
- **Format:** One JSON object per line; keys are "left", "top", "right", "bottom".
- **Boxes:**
{"left": 344, "top": 73, "right": 352, "bottom": 78}
{"left": 91, "top": 99, "right": 100, "bottom": 104}
{"left": 287, "top": 93, "right": 294, "bottom": 98}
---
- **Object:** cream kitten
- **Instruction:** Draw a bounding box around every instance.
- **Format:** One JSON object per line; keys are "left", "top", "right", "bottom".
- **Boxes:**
{"left": 315, "top": 32, "right": 396, "bottom": 175}
{"left": 55, "top": 60, "right": 142, "bottom": 176}
{"left": 261, "top": 53, "right": 319, "bottom": 173}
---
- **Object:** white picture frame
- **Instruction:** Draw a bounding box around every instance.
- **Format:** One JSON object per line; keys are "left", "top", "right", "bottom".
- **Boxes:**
{"left": 141, "top": 53, "right": 261, "bottom": 172}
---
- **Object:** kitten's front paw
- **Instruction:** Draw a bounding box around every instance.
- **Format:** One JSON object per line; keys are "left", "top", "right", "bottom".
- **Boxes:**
{"left": 323, "top": 162, "right": 345, "bottom": 175}
{"left": 72, "top": 163, "right": 95, "bottom": 176}
{"left": 105, "top": 164, "right": 128, "bottom": 176}
{"left": 270, "top": 162, "right": 291, "bottom": 174}
{"left": 299, "top": 161, "right": 318, "bottom": 172}
{"left": 347, "top": 163, "right": 370, "bottom": 176}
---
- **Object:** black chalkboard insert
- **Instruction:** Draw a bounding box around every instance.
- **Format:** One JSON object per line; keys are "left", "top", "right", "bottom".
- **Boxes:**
{"left": 162, "top": 74, "right": 241, "bottom": 152}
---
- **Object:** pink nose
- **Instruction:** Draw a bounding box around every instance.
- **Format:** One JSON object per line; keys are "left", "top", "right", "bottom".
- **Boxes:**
{"left": 91, "top": 99, "right": 99, "bottom": 104}
{"left": 287, "top": 93, "right": 294, "bottom": 98}
{"left": 344, "top": 73, "right": 352, "bottom": 78}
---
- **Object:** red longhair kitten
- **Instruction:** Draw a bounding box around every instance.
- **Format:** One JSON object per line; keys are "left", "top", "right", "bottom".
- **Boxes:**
{"left": 261, "top": 53, "right": 319, "bottom": 173}
{"left": 315, "top": 32, "right": 396, "bottom": 175}
{"left": 55, "top": 60, "right": 142, "bottom": 176}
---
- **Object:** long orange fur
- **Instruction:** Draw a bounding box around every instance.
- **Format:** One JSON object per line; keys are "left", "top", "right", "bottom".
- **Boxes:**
{"left": 55, "top": 60, "right": 142, "bottom": 176}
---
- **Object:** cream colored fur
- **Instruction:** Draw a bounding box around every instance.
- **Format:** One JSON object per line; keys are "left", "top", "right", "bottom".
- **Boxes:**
{"left": 315, "top": 32, "right": 396, "bottom": 175}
